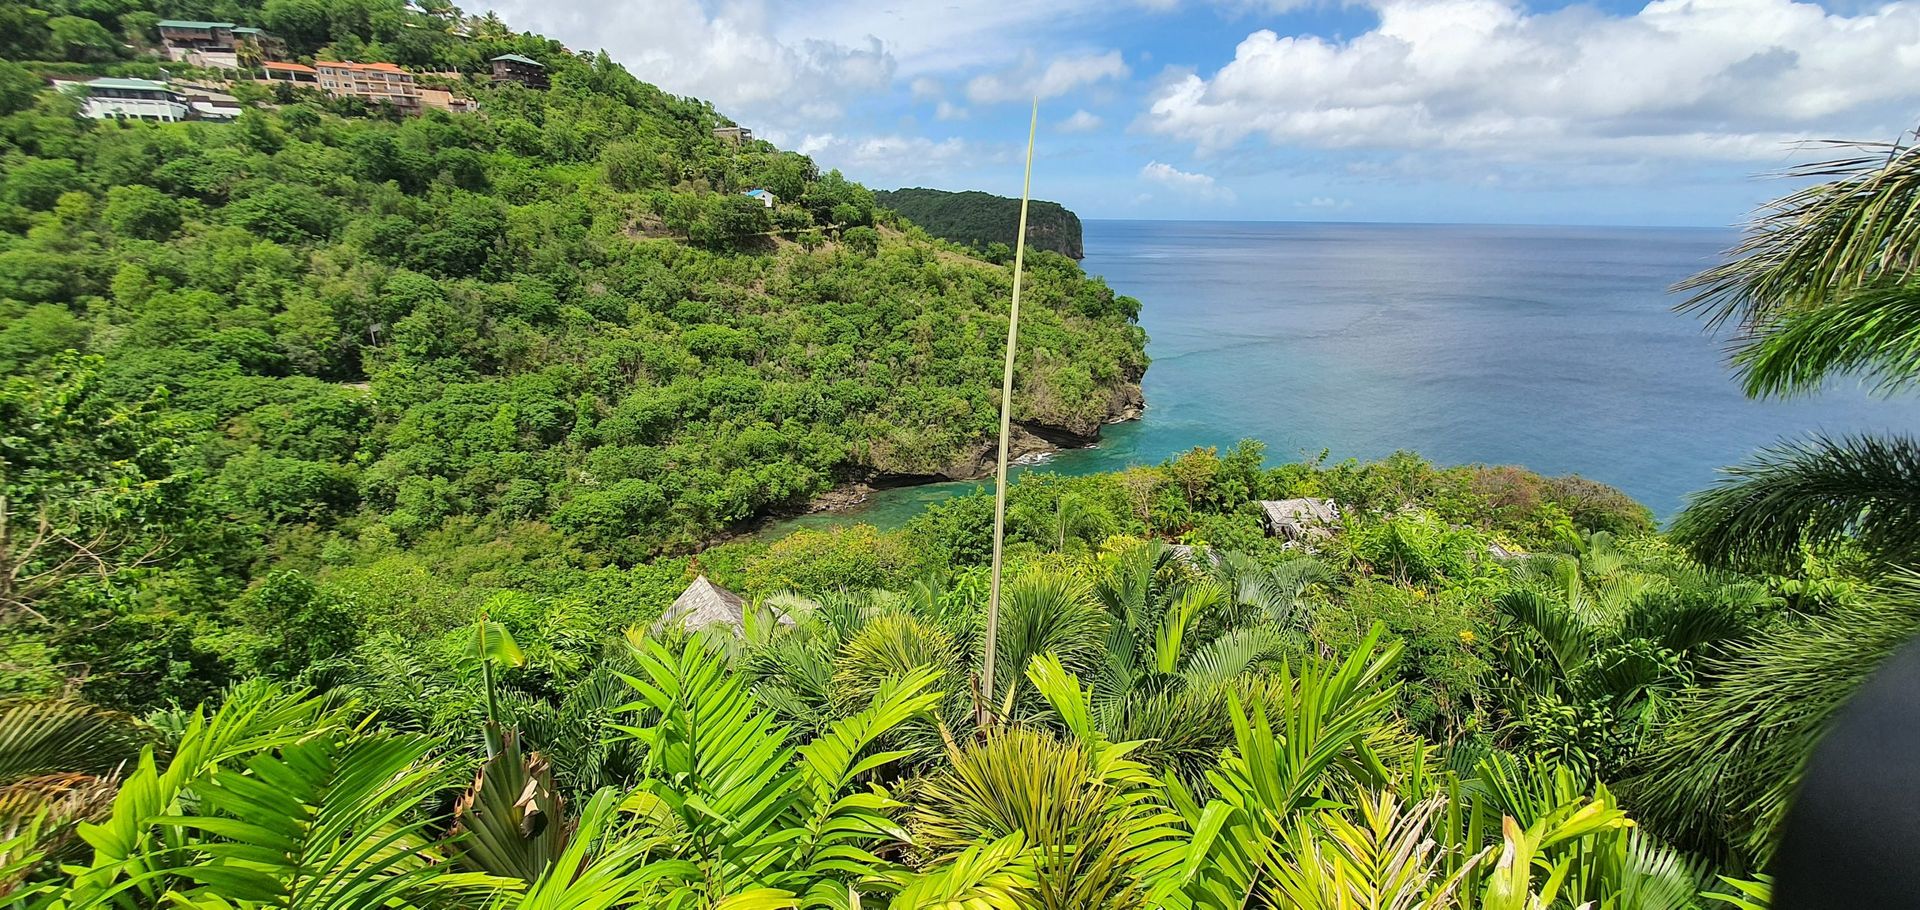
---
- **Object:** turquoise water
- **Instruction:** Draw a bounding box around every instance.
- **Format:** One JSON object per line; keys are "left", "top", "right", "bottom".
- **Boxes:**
{"left": 772, "top": 220, "right": 1920, "bottom": 533}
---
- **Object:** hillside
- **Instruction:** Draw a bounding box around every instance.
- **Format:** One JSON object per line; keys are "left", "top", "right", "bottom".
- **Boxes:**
{"left": 0, "top": 3, "right": 1146, "bottom": 565}
{"left": 876, "top": 187, "right": 1085, "bottom": 259}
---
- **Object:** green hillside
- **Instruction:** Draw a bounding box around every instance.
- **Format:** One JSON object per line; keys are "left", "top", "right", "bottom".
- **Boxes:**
{"left": 876, "top": 187, "right": 1085, "bottom": 259}
{"left": 0, "top": 4, "right": 1146, "bottom": 566}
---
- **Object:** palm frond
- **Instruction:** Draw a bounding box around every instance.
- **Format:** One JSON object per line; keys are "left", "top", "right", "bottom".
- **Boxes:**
{"left": 1669, "top": 432, "right": 1920, "bottom": 571}
{"left": 1733, "top": 282, "right": 1920, "bottom": 397}
{"left": 0, "top": 698, "right": 152, "bottom": 785}
{"left": 158, "top": 733, "right": 506, "bottom": 908}
{"left": 448, "top": 727, "right": 570, "bottom": 882}
{"left": 1632, "top": 573, "right": 1920, "bottom": 864}
{"left": 992, "top": 569, "right": 1106, "bottom": 694}
{"left": 1676, "top": 140, "right": 1920, "bottom": 332}
{"left": 1178, "top": 626, "right": 1287, "bottom": 691}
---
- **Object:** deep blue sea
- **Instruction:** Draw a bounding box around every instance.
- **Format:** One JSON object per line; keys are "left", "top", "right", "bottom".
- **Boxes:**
{"left": 773, "top": 220, "right": 1920, "bottom": 532}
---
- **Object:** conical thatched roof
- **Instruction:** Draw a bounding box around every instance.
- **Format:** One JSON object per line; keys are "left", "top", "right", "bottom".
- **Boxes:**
{"left": 1258, "top": 498, "right": 1341, "bottom": 542}
{"left": 659, "top": 575, "right": 793, "bottom": 634}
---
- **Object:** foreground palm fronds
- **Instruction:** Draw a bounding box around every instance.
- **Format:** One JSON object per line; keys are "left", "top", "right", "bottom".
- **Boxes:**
{"left": 1669, "top": 433, "right": 1920, "bottom": 573}
{"left": 2, "top": 621, "right": 1712, "bottom": 910}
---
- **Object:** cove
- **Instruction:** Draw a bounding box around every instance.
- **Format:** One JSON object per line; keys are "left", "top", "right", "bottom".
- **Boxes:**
{"left": 767, "top": 219, "right": 1920, "bottom": 534}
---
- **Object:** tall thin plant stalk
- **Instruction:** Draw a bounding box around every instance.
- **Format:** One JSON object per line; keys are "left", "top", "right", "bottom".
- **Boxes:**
{"left": 979, "top": 98, "right": 1040, "bottom": 725}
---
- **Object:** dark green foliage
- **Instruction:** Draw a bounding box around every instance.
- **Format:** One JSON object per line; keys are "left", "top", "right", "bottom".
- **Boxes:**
{"left": 877, "top": 187, "right": 1085, "bottom": 259}
{"left": 0, "top": 0, "right": 1150, "bottom": 708}
{"left": 1671, "top": 433, "right": 1920, "bottom": 572}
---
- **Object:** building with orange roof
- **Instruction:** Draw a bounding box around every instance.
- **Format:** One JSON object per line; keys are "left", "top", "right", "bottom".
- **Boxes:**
{"left": 261, "top": 61, "right": 317, "bottom": 84}
{"left": 315, "top": 60, "right": 420, "bottom": 113}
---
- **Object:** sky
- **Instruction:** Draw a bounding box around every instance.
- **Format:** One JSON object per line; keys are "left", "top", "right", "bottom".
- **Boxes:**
{"left": 477, "top": 0, "right": 1920, "bottom": 226}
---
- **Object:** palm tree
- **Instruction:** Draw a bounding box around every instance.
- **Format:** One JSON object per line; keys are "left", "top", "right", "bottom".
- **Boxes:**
{"left": 1672, "top": 139, "right": 1920, "bottom": 572}
{"left": 1654, "top": 133, "right": 1920, "bottom": 862}
{"left": 1487, "top": 536, "right": 1768, "bottom": 778}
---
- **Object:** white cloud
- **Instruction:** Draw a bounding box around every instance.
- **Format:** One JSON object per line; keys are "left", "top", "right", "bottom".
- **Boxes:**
{"left": 480, "top": 0, "right": 893, "bottom": 131}
{"left": 1142, "top": 0, "right": 1920, "bottom": 162}
{"left": 794, "top": 133, "right": 1009, "bottom": 183}
{"left": 966, "top": 50, "right": 1131, "bottom": 103}
{"left": 909, "top": 76, "right": 943, "bottom": 99}
{"left": 1296, "top": 196, "right": 1352, "bottom": 210}
{"left": 936, "top": 100, "right": 969, "bottom": 121}
{"left": 1141, "top": 160, "right": 1236, "bottom": 200}
{"left": 1058, "top": 109, "right": 1103, "bottom": 132}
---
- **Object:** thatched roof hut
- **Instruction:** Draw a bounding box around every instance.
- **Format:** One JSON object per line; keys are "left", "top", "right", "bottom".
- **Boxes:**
{"left": 1258, "top": 498, "right": 1341, "bottom": 542}
{"left": 659, "top": 575, "right": 793, "bottom": 634}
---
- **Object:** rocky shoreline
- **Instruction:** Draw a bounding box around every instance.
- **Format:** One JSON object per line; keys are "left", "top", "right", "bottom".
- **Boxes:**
{"left": 792, "top": 380, "right": 1146, "bottom": 518}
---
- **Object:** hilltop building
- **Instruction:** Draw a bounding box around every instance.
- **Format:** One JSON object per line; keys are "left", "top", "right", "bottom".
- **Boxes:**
{"left": 157, "top": 20, "right": 283, "bottom": 69}
{"left": 261, "top": 62, "right": 318, "bottom": 84}
{"left": 489, "top": 54, "right": 547, "bottom": 89}
{"left": 76, "top": 78, "right": 189, "bottom": 121}
{"left": 316, "top": 61, "right": 421, "bottom": 114}
{"left": 744, "top": 188, "right": 776, "bottom": 208}
{"left": 713, "top": 125, "right": 752, "bottom": 144}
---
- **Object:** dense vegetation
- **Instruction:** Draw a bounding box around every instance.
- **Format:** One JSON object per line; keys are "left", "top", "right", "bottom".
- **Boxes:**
{"left": 5, "top": 0, "right": 1920, "bottom": 904}
{"left": 9, "top": 434, "right": 1803, "bottom": 909}
{"left": 0, "top": 0, "right": 1149, "bottom": 696}
{"left": 874, "top": 188, "right": 1085, "bottom": 260}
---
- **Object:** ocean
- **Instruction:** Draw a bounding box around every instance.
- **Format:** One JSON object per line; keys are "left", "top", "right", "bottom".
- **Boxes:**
{"left": 771, "top": 220, "right": 1920, "bottom": 533}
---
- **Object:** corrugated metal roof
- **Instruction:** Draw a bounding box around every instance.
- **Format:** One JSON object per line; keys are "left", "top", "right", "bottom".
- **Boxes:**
{"left": 490, "top": 54, "right": 543, "bottom": 67}
{"left": 263, "top": 62, "right": 316, "bottom": 73}
{"left": 157, "top": 20, "right": 235, "bottom": 29}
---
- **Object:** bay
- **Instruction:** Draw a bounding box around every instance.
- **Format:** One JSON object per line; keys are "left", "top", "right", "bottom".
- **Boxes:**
{"left": 771, "top": 220, "right": 1920, "bottom": 533}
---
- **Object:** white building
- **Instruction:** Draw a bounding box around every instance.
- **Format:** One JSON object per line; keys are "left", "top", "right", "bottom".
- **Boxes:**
{"left": 180, "top": 84, "right": 242, "bottom": 121}
{"left": 78, "top": 78, "right": 189, "bottom": 122}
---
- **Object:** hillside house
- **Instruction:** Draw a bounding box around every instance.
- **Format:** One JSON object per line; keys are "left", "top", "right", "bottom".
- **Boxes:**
{"left": 77, "top": 78, "right": 189, "bottom": 121}
{"left": 745, "top": 188, "right": 776, "bottom": 208}
{"left": 316, "top": 61, "right": 421, "bottom": 114}
{"left": 713, "top": 125, "right": 753, "bottom": 144}
{"left": 489, "top": 54, "right": 548, "bottom": 89}
{"left": 261, "top": 61, "right": 318, "bottom": 84}
{"left": 419, "top": 88, "right": 477, "bottom": 113}
{"left": 157, "top": 20, "right": 282, "bottom": 68}
{"left": 178, "top": 83, "right": 241, "bottom": 120}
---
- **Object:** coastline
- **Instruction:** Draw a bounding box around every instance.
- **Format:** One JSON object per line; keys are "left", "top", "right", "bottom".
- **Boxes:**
{"left": 732, "top": 404, "right": 1146, "bottom": 542}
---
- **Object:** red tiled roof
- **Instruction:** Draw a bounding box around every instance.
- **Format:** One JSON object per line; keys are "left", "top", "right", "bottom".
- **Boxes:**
{"left": 263, "top": 62, "right": 316, "bottom": 73}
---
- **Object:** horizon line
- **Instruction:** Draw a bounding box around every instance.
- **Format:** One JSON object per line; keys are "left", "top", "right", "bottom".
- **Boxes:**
{"left": 1075, "top": 216, "right": 1733, "bottom": 231}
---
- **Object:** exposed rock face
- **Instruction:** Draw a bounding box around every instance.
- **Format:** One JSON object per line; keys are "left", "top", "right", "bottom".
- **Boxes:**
{"left": 1106, "top": 381, "right": 1146, "bottom": 424}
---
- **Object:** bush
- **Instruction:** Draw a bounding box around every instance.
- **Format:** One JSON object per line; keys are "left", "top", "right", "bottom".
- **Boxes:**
{"left": 1545, "top": 475, "right": 1654, "bottom": 534}
{"left": 742, "top": 525, "right": 925, "bottom": 599}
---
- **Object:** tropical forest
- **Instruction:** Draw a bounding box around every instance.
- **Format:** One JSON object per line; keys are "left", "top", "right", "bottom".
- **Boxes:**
{"left": 1, "top": 0, "right": 1917, "bottom": 907}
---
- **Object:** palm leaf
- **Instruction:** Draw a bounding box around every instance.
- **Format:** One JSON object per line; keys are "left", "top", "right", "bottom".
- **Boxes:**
{"left": 156, "top": 733, "right": 506, "bottom": 909}
{"left": 1676, "top": 140, "right": 1920, "bottom": 332}
{"left": 1669, "top": 432, "right": 1920, "bottom": 571}
{"left": 448, "top": 727, "right": 571, "bottom": 882}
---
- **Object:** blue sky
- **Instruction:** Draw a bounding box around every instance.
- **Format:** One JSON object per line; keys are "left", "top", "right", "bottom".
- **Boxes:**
{"left": 483, "top": 0, "right": 1920, "bottom": 227}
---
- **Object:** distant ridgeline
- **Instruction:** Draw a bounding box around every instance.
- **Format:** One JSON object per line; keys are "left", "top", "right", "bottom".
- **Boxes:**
{"left": 876, "top": 188, "right": 1085, "bottom": 259}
